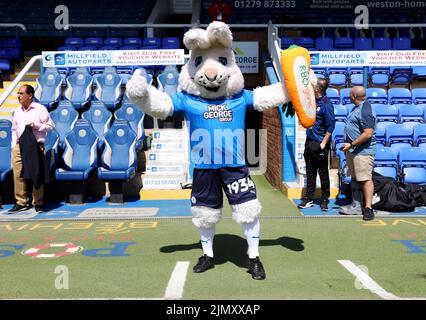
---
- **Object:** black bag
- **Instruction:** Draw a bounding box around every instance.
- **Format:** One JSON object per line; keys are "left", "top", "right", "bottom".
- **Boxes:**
{"left": 372, "top": 172, "right": 417, "bottom": 212}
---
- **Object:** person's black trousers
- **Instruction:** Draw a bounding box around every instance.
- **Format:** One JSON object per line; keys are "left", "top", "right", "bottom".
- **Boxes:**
{"left": 303, "top": 137, "right": 331, "bottom": 202}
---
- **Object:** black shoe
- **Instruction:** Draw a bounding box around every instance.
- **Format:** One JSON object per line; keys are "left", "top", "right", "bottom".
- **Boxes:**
{"left": 247, "top": 257, "right": 266, "bottom": 280}
{"left": 298, "top": 199, "right": 314, "bottom": 209}
{"left": 35, "top": 205, "right": 45, "bottom": 212}
{"left": 8, "top": 204, "right": 29, "bottom": 213}
{"left": 320, "top": 200, "right": 328, "bottom": 212}
{"left": 193, "top": 255, "right": 214, "bottom": 273}
{"left": 363, "top": 207, "right": 375, "bottom": 221}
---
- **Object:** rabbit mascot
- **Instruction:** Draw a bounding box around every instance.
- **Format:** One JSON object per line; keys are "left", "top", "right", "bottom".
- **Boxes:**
{"left": 127, "top": 21, "right": 316, "bottom": 280}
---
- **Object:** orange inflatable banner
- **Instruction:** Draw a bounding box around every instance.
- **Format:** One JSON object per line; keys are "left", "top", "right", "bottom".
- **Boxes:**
{"left": 280, "top": 45, "right": 316, "bottom": 128}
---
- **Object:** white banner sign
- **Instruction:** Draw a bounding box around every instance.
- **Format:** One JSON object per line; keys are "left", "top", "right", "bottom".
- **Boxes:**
{"left": 309, "top": 50, "right": 426, "bottom": 67}
{"left": 42, "top": 49, "right": 185, "bottom": 67}
{"left": 233, "top": 41, "right": 259, "bottom": 74}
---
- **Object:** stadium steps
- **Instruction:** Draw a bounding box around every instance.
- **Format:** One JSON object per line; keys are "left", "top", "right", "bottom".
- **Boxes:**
{"left": 0, "top": 80, "right": 37, "bottom": 120}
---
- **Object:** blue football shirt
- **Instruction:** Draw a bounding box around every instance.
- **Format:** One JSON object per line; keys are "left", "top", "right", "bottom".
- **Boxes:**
{"left": 171, "top": 90, "right": 254, "bottom": 169}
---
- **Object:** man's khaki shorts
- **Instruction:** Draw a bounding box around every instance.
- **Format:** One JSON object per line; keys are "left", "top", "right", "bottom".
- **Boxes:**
{"left": 346, "top": 152, "right": 375, "bottom": 181}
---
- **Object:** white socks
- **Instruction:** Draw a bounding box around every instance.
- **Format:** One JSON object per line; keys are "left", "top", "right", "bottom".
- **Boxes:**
{"left": 198, "top": 218, "right": 260, "bottom": 259}
{"left": 199, "top": 225, "right": 215, "bottom": 258}
{"left": 242, "top": 218, "right": 260, "bottom": 259}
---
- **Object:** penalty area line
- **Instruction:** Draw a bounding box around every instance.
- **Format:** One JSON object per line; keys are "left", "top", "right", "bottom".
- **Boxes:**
{"left": 338, "top": 260, "right": 426, "bottom": 300}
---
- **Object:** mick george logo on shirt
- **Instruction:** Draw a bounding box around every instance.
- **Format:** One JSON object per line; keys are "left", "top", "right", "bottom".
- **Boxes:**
{"left": 203, "top": 104, "right": 233, "bottom": 122}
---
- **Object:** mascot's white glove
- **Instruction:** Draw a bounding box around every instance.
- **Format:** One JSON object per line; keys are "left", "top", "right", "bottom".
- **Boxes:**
{"left": 126, "top": 69, "right": 174, "bottom": 120}
{"left": 126, "top": 69, "right": 149, "bottom": 99}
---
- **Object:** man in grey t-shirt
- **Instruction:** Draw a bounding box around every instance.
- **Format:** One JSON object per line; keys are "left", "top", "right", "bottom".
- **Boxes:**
{"left": 339, "top": 86, "right": 376, "bottom": 221}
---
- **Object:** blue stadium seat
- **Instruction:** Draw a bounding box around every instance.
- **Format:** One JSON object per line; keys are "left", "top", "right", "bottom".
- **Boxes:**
{"left": 78, "top": 45, "right": 98, "bottom": 51}
{"left": 373, "top": 104, "right": 398, "bottom": 123}
{"left": 388, "top": 88, "right": 412, "bottom": 105}
{"left": 398, "top": 104, "right": 424, "bottom": 124}
{"left": 44, "top": 128, "right": 60, "bottom": 179}
{"left": 366, "top": 88, "right": 388, "bottom": 104}
{"left": 104, "top": 37, "right": 123, "bottom": 47}
{"left": 157, "top": 65, "right": 179, "bottom": 97}
{"left": 93, "top": 66, "right": 122, "bottom": 110}
{"left": 315, "top": 37, "right": 334, "bottom": 51}
{"left": 84, "top": 37, "right": 103, "bottom": 47}
{"left": 373, "top": 37, "right": 392, "bottom": 50}
{"left": 375, "top": 122, "right": 389, "bottom": 147}
{"left": 281, "top": 37, "right": 294, "bottom": 49}
{"left": 55, "top": 119, "right": 98, "bottom": 181}
{"left": 143, "top": 37, "right": 161, "bottom": 49}
{"left": 34, "top": 68, "right": 63, "bottom": 110}
{"left": 311, "top": 67, "right": 327, "bottom": 79}
{"left": 81, "top": 101, "right": 112, "bottom": 149}
{"left": 328, "top": 67, "right": 347, "bottom": 88}
{"left": 390, "top": 67, "right": 412, "bottom": 86}
{"left": 373, "top": 146, "right": 398, "bottom": 179}
{"left": 413, "top": 124, "right": 426, "bottom": 147}
{"left": 392, "top": 37, "right": 411, "bottom": 50}
{"left": 398, "top": 147, "right": 426, "bottom": 184}
{"left": 123, "top": 37, "right": 142, "bottom": 47}
{"left": 97, "top": 119, "right": 137, "bottom": 182}
{"left": 295, "top": 37, "right": 315, "bottom": 49}
{"left": 2, "top": 38, "right": 22, "bottom": 61}
{"left": 354, "top": 37, "right": 372, "bottom": 50}
{"left": 58, "top": 46, "right": 78, "bottom": 51}
{"left": 369, "top": 67, "right": 390, "bottom": 87}
{"left": 334, "top": 37, "right": 353, "bottom": 50}
{"left": 0, "top": 119, "right": 12, "bottom": 183}
{"left": 162, "top": 37, "right": 180, "bottom": 49}
{"left": 348, "top": 67, "right": 364, "bottom": 86}
{"left": 340, "top": 88, "right": 352, "bottom": 105}
{"left": 334, "top": 104, "right": 347, "bottom": 122}
{"left": 49, "top": 100, "right": 79, "bottom": 149}
{"left": 114, "top": 102, "right": 145, "bottom": 149}
{"left": 98, "top": 45, "right": 119, "bottom": 51}
{"left": 64, "top": 67, "right": 93, "bottom": 110}
{"left": 386, "top": 123, "right": 414, "bottom": 150}
{"left": 331, "top": 122, "right": 345, "bottom": 151}
{"left": 412, "top": 88, "right": 426, "bottom": 104}
{"left": 326, "top": 88, "right": 340, "bottom": 105}
{"left": 412, "top": 66, "right": 426, "bottom": 81}
{"left": 64, "top": 37, "right": 84, "bottom": 48}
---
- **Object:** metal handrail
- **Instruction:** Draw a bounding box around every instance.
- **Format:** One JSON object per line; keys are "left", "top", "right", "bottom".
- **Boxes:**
{"left": 0, "top": 55, "right": 41, "bottom": 107}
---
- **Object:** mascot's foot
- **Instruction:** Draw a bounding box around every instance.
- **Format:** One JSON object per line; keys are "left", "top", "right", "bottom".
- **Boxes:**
{"left": 247, "top": 257, "right": 266, "bottom": 280}
{"left": 193, "top": 255, "right": 215, "bottom": 273}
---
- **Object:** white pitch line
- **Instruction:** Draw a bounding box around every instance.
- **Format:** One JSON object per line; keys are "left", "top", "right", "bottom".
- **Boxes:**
{"left": 164, "top": 261, "right": 190, "bottom": 300}
{"left": 338, "top": 260, "right": 400, "bottom": 300}
{"left": 338, "top": 260, "right": 426, "bottom": 300}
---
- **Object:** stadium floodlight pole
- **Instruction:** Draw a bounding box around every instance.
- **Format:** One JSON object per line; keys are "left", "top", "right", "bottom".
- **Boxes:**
{"left": 0, "top": 55, "right": 41, "bottom": 107}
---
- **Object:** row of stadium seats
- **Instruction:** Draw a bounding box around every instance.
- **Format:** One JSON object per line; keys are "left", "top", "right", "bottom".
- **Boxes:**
{"left": 0, "top": 38, "right": 23, "bottom": 71}
{"left": 334, "top": 104, "right": 426, "bottom": 124}
{"left": 34, "top": 65, "right": 180, "bottom": 111}
{"left": 327, "top": 87, "right": 426, "bottom": 106}
{"left": 282, "top": 36, "right": 414, "bottom": 51}
{"left": 59, "top": 37, "right": 181, "bottom": 51}
{"left": 333, "top": 122, "right": 426, "bottom": 152}
{"left": 50, "top": 100, "right": 145, "bottom": 152}
{"left": 314, "top": 66, "right": 426, "bottom": 87}
{"left": 0, "top": 117, "right": 139, "bottom": 200}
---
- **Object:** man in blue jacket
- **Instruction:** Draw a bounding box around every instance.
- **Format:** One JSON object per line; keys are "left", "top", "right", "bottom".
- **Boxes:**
{"left": 299, "top": 78, "right": 336, "bottom": 211}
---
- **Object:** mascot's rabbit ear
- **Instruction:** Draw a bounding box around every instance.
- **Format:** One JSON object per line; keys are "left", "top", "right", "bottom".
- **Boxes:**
{"left": 206, "top": 21, "right": 233, "bottom": 48}
{"left": 183, "top": 21, "right": 233, "bottom": 50}
{"left": 183, "top": 28, "right": 210, "bottom": 50}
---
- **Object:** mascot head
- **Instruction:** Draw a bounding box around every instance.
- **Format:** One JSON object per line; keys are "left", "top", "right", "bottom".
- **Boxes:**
{"left": 178, "top": 21, "right": 244, "bottom": 100}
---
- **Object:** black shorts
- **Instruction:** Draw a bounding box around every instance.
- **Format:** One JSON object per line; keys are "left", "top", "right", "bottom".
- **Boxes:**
{"left": 191, "top": 165, "right": 257, "bottom": 209}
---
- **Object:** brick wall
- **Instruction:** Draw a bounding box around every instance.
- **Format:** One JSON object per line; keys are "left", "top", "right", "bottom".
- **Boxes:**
{"left": 261, "top": 108, "right": 283, "bottom": 190}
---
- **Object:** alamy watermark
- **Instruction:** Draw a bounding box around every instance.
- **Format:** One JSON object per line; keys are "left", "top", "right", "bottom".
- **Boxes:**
{"left": 54, "top": 265, "right": 69, "bottom": 290}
